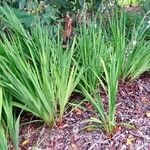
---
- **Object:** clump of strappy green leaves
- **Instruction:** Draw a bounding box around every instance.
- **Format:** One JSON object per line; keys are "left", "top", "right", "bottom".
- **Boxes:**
{"left": 79, "top": 10, "right": 150, "bottom": 134}
{"left": 0, "top": 6, "right": 84, "bottom": 127}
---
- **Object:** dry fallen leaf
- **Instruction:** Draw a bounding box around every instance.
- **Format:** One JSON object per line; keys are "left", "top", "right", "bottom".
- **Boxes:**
{"left": 22, "top": 139, "right": 29, "bottom": 146}
{"left": 127, "top": 137, "right": 136, "bottom": 145}
{"left": 141, "top": 96, "right": 148, "bottom": 103}
{"left": 63, "top": 12, "right": 73, "bottom": 44}
{"left": 85, "top": 103, "right": 94, "bottom": 110}
{"left": 75, "top": 108, "right": 83, "bottom": 115}
{"left": 86, "top": 126, "right": 97, "bottom": 132}
{"left": 71, "top": 143, "right": 78, "bottom": 150}
{"left": 146, "top": 112, "right": 150, "bottom": 117}
{"left": 115, "top": 126, "right": 122, "bottom": 132}
{"left": 58, "top": 123, "right": 69, "bottom": 129}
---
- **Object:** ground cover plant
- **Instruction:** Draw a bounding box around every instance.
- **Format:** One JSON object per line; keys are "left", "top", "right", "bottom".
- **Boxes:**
{"left": 77, "top": 12, "right": 125, "bottom": 134}
{"left": 0, "top": 88, "right": 20, "bottom": 150}
{"left": 0, "top": 2, "right": 150, "bottom": 149}
{"left": 0, "top": 7, "right": 84, "bottom": 127}
{"left": 77, "top": 22, "right": 108, "bottom": 93}
{"left": 119, "top": 11, "right": 150, "bottom": 80}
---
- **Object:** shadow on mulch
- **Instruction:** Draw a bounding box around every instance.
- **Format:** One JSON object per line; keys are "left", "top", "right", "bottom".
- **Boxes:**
{"left": 18, "top": 72, "right": 150, "bottom": 150}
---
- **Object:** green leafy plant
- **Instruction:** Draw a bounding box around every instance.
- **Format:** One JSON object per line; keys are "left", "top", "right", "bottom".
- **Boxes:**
{"left": 0, "top": 125, "right": 7, "bottom": 150}
{"left": 122, "top": 40, "right": 150, "bottom": 80}
{"left": 0, "top": 89, "right": 20, "bottom": 150}
{"left": 81, "top": 55, "right": 120, "bottom": 134}
{"left": 105, "top": 9, "right": 150, "bottom": 81}
{"left": 77, "top": 21, "right": 109, "bottom": 93}
{"left": 0, "top": 86, "right": 2, "bottom": 121}
{"left": 0, "top": 87, "right": 7, "bottom": 150}
{"left": 80, "top": 10, "right": 150, "bottom": 134}
{"left": 0, "top": 6, "right": 83, "bottom": 127}
{"left": 79, "top": 10, "right": 138, "bottom": 134}
{"left": 0, "top": 6, "right": 37, "bottom": 29}
{"left": 122, "top": 12, "right": 150, "bottom": 80}
{"left": 2, "top": 92, "right": 20, "bottom": 150}
{"left": 79, "top": 11, "right": 124, "bottom": 134}
{"left": 141, "top": 0, "right": 150, "bottom": 14}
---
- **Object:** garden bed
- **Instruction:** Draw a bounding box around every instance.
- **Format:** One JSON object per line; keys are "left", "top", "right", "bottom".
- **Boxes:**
{"left": 19, "top": 73, "right": 150, "bottom": 150}
{"left": 1, "top": 2, "right": 150, "bottom": 150}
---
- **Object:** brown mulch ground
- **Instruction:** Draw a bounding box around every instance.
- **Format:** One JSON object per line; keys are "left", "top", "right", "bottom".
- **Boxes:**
{"left": 18, "top": 72, "right": 150, "bottom": 150}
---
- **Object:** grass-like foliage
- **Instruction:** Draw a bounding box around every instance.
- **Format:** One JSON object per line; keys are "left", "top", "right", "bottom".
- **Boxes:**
{"left": 0, "top": 86, "right": 2, "bottom": 121}
{"left": 0, "top": 89, "right": 20, "bottom": 150}
{"left": 77, "top": 22, "right": 108, "bottom": 92}
{"left": 2, "top": 93, "right": 20, "bottom": 150}
{"left": 80, "top": 12, "right": 124, "bottom": 134}
{"left": 80, "top": 10, "right": 150, "bottom": 133}
{"left": 81, "top": 55, "right": 120, "bottom": 134}
{"left": 0, "top": 7, "right": 83, "bottom": 127}
{"left": 141, "top": 0, "right": 150, "bottom": 14}
{"left": 122, "top": 40, "right": 150, "bottom": 80}
{"left": 0, "top": 125, "right": 7, "bottom": 150}
{"left": 122, "top": 12, "right": 150, "bottom": 80}
{"left": 0, "top": 87, "right": 7, "bottom": 150}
